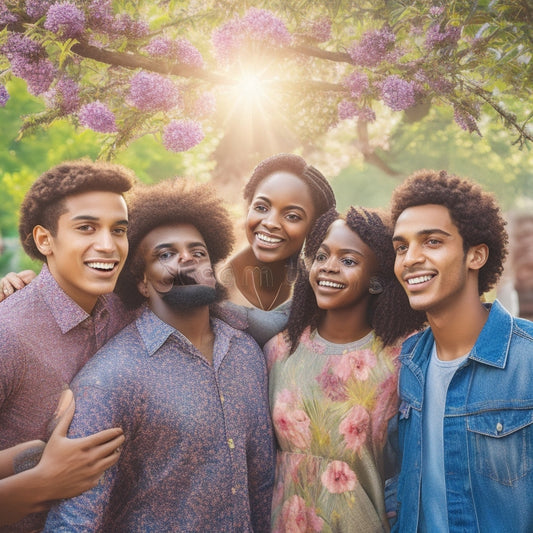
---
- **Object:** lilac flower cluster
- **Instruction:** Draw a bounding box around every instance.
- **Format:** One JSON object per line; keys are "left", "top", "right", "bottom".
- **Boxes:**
{"left": 0, "top": 84, "right": 9, "bottom": 107}
{"left": 190, "top": 91, "right": 216, "bottom": 119}
{"left": 303, "top": 17, "right": 332, "bottom": 42}
{"left": 87, "top": 0, "right": 149, "bottom": 39}
{"left": 78, "top": 101, "right": 117, "bottom": 133}
{"left": 380, "top": 75, "right": 416, "bottom": 111}
{"left": 3, "top": 34, "right": 56, "bottom": 95}
{"left": 144, "top": 37, "right": 204, "bottom": 68}
{"left": 45, "top": 77, "right": 80, "bottom": 114}
{"left": 44, "top": 2, "right": 86, "bottom": 39}
{"left": 127, "top": 71, "right": 181, "bottom": 112}
{"left": 453, "top": 105, "right": 480, "bottom": 134}
{"left": 26, "top": 0, "right": 54, "bottom": 20}
{"left": 338, "top": 100, "right": 376, "bottom": 122}
{"left": 0, "top": 1, "right": 18, "bottom": 25}
{"left": 343, "top": 71, "right": 369, "bottom": 99}
{"left": 349, "top": 26, "right": 396, "bottom": 67}
{"left": 163, "top": 119, "right": 204, "bottom": 152}
{"left": 429, "top": 6, "right": 445, "bottom": 17}
{"left": 212, "top": 8, "right": 291, "bottom": 64}
{"left": 425, "top": 23, "right": 461, "bottom": 49}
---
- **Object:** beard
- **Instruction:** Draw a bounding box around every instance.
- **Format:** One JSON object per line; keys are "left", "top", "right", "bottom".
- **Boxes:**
{"left": 161, "top": 284, "right": 218, "bottom": 310}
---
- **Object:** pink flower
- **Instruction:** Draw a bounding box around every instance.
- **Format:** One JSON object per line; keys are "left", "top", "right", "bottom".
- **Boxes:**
{"left": 349, "top": 26, "right": 396, "bottom": 67}
{"left": 299, "top": 328, "right": 325, "bottom": 354}
{"left": 332, "top": 349, "right": 377, "bottom": 381}
{"left": 162, "top": 120, "right": 204, "bottom": 152}
{"left": 264, "top": 333, "right": 290, "bottom": 369}
{"left": 272, "top": 391, "right": 312, "bottom": 450}
{"left": 315, "top": 363, "right": 347, "bottom": 402}
{"left": 339, "top": 405, "right": 370, "bottom": 452}
{"left": 321, "top": 460, "right": 357, "bottom": 494}
{"left": 277, "top": 495, "right": 323, "bottom": 533}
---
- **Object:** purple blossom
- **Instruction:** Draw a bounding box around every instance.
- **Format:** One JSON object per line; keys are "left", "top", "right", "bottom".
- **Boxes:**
{"left": 343, "top": 71, "right": 369, "bottom": 99}
{"left": 305, "top": 17, "right": 332, "bottom": 43}
{"left": 191, "top": 92, "right": 216, "bottom": 119}
{"left": 163, "top": 120, "right": 204, "bottom": 152}
{"left": 3, "top": 33, "right": 44, "bottom": 61}
{"left": 26, "top": 0, "right": 53, "bottom": 19}
{"left": 1, "top": 1, "right": 19, "bottom": 24}
{"left": 425, "top": 23, "right": 461, "bottom": 49}
{"left": 44, "top": 2, "right": 86, "bottom": 39}
{"left": 349, "top": 26, "right": 396, "bottom": 67}
{"left": 78, "top": 101, "right": 117, "bottom": 133}
{"left": 453, "top": 105, "right": 480, "bottom": 135}
{"left": 45, "top": 77, "right": 80, "bottom": 114}
{"left": 357, "top": 106, "right": 376, "bottom": 122}
{"left": 212, "top": 8, "right": 291, "bottom": 64}
{"left": 11, "top": 57, "right": 57, "bottom": 95}
{"left": 338, "top": 100, "right": 376, "bottom": 122}
{"left": 380, "top": 75, "right": 416, "bottom": 111}
{"left": 112, "top": 13, "right": 149, "bottom": 39}
{"left": 127, "top": 71, "right": 181, "bottom": 112}
{"left": 0, "top": 84, "right": 9, "bottom": 107}
{"left": 144, "top": 37, "right": 204, "bottom": 68}
{"left": 429, "top": 6, "right": 445, "bottom": 16}
{"left": 87, "top": 0, "right": 114, "bottom": 30}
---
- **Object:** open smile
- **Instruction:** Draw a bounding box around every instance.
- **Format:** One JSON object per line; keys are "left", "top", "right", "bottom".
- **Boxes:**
{"left": 317, "top": 279, "right": 346, "bottom": 289}
{"left": 85, "top": 261, "right": 119, "bottom": 272}
{"left": 255, "top": 232, "right": 283, "bottom": 245}
{"left": 405, "top": 273, "right": 435, "bottom": 287}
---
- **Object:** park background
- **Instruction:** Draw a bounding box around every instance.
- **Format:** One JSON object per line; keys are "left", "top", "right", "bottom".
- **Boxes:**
{"left": 0, "top": 0, "right": 531, "bottom": 317}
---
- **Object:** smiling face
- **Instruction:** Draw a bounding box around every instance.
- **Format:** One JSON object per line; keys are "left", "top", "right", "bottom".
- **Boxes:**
{"left": 137, "top": 223, "right": 216, "bottom": 314}
{"left": 393, "top": 204, "right": 484, "bottom": 315}
{"left": 35, "top": 190, "right": 128, "bottom": 313}
{"left": 245, "top": 171, "right": 317, "bottom": 264}
{"left": 309, "top": 219, "right": 378, "bottom": 311}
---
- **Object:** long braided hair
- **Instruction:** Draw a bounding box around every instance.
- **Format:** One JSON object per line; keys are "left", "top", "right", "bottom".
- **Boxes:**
{"left": 287, "top": 206, "right": 426, "bottom": 353}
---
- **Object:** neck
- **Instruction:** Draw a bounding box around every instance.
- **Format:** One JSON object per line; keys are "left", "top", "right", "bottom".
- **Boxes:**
{"left": 318, "top": 305, "right": 372, "bottom": 344}
{"left": 149, "top": 302, "right": 214, "bottom": 363}
{"left": 426, "top": 290, "right": 489, "bottom": 361}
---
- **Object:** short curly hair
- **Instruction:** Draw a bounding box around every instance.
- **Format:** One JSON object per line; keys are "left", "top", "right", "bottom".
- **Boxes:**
{"left": 115, "top": 178, "right": 235, "bottom": 309}
{"left": 390, "top": 169, "right": 508, "bottom": 295}
{"left": 288, "top": 206, "right": 426, "bottom": 351}
{"left": 19, "top": 160, "right": 135, "bottom": 262}
{"left": 243, "top": 153, "right": 336, "bottom": 218}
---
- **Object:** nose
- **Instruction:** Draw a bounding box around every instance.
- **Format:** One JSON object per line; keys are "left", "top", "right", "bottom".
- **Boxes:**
{"left": 402, "top": 243, "right": 423, "bottom": 268}
{"left": 94, "top": 229, "right": 116, "bottom": 253}
{"left": 261, "top": 209, "right": 281, "bottom": 230}
{"left": 319, "top": 256, "right": 338, "bottom": 273}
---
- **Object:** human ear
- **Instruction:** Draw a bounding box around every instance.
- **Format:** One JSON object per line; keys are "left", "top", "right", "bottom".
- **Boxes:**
{"left": 33, "top": 226, "right": 53, "bottom": 256}
{"left": 467, "top": 244, "right": 489, "bottom": 271}
{"left": 137, "top": 276, "right": 150, "bottom": 298}
{"left": 368, "top": 277, "right": 384, "bottom": 295}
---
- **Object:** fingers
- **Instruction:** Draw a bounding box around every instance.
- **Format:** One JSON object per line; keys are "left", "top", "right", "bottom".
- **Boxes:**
{"left": 19, "top": 270, "right": 38, "bottom": 285}
{"left": 80, "top": 427, "right": 125, "bottom": 449}
{"left": 1, "top": 272, "right": 28, "bottom": 299}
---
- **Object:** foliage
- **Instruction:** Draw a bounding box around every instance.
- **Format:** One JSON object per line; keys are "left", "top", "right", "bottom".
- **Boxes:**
{"left": 0, "top": 0, "right": 531, "bottom": 163}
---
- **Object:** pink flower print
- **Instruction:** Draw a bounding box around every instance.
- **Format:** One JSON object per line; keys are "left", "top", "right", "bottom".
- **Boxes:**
{"left": 339, "top": 405, "right": 370, "bottom": 452}
{"left": 286, "top": 453, "right": 305, "bottom": 483}
{"left": 333, "top": 349, "right": 377, "bottom": 381}
{"left": 371, "top": 374, "right": 399, "bottom": 447}
{"left": 264, "top": 333, "right": 290, "bottom": 369}
{"left": 321, "top": 460, "right": 357, "bottom": 494}
{"left": 273, "top": 393, "right": 312, "bottom": 450}
{"left": 315, "top": 365, "right": 347, "bottom": 402}
{"left": 277, "top": 495, "right": 324, "bottom": 533}
{"left": 299, "top": 328, "right": 325, "bottom": 354}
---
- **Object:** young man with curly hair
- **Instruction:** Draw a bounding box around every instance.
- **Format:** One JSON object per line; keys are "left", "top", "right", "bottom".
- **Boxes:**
{"left": 0, "top": 160, "right": 136, "bottom": 531}
{"left": 390, "top": 169, "right": 533, "bottom": 532}
{"left": 44, "top": 179, "right": 274, "bottom": 532}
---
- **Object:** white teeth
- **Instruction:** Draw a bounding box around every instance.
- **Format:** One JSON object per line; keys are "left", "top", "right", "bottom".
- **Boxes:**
{"left": 318, "top": 280, "right": 345, "bottom": 289}
{"left": 87, "top": 262, "right": 115, "bottom": 271}
{"left": 257, "top": 233, "right": 282, "bottom": 244}
{"left": 407, "top": 275, "right": 433, "bottom": 285}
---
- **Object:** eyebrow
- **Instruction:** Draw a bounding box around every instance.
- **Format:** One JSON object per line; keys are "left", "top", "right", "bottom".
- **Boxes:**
{"left": 254, "top": 195, "right": 307, "bottom": 212}
{"left": 153, "top": 241, "right": 207, "bottom": 251}
{"left": 71, "top": 215, "right": 128, "bottom": 226}
{"left": 318, "top": 243, "right": 365, "bottom": 258}
{"left": 392, "top": 228, "right": 452, "bottom": 242}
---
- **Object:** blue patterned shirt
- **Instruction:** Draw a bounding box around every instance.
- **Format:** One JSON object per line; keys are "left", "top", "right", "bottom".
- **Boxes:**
{"left": 44, "top": 306, "right": 275, "bottom": 532}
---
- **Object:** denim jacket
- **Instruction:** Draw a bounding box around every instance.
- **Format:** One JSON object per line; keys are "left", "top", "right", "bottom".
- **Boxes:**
{"left": 393, "top": 300, "right": 533, "bottom": 532}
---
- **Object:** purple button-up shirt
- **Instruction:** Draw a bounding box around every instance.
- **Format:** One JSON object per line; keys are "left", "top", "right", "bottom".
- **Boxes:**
{"left": 44, "top": 306, "right": 275, "bottom": 532}
{"left": 0, "top": 264, "right": 134, "bottom": 533}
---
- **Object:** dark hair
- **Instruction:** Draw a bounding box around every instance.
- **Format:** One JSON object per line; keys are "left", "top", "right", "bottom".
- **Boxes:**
{"left": 18, "top": 160, "right": 135, "bottom": 262}
{"left": 288, "top": 207, "right": 426, "bottom": 351}
{"left": 390, "top": 169, "right": 508, "bottom": 295}
{"left": 243, "top": 153, "right": 336, "bottom": 218}
{"left": 115, "top": 178, "right": 235, "bottom": 309}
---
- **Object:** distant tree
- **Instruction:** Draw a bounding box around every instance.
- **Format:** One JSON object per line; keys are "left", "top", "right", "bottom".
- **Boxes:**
{"left": 0, "top": 0, "right": 531, "bottom": 194}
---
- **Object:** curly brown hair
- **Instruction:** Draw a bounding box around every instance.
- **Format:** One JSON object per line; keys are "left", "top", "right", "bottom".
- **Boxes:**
{"left": 243, "top": 153, "right": 336, "bottom": 218}
{"left": 390, "top": 169, "right": 508, "bottom": 295}
{"left": 19, "top": 160, "right": 136, "bottom": 262}
{"left": 288, "top": 207, "right": 426, "bottom": 351}
{"left": 115, "top": 178, "right": 235, "bottom": 309}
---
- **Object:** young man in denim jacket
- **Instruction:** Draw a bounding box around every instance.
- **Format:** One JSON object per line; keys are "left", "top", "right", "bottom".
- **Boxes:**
{"left": 390, "top": 169, "right": 533, "bottom": 532}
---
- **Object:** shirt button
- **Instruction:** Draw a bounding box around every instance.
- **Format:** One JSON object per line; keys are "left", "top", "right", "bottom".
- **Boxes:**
{"left": 220, "top": 394, "right": 224, "bottom": 403}
{"left": 228, "top": 438, "right": 235, "bottom": 449}
{"left": 496, "top": 423, "right": 503, "bottom": 433}
{"left": 231, "top": 487, "right": 236, "bottom": 495}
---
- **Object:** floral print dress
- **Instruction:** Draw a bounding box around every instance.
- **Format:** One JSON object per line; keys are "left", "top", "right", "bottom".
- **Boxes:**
{"left": 265, "top": 328, "right": 401, "bottom": 533}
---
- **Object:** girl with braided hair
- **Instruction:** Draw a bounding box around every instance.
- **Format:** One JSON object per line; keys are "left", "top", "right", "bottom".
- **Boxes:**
{"left": 218, "top": 153, "right": 336, "bottom": 345}
{"left": 265, "top": 207, "right": 426, "bottom": 532}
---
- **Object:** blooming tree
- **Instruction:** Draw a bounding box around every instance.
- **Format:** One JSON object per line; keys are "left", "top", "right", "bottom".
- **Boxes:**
{"left": 0, "top": 0, "right": 531, "bottom": 189}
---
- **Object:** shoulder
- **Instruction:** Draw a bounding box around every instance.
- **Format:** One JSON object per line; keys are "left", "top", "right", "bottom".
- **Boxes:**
{"left": 264, "top": 330, "right": 291, "bottom": 369}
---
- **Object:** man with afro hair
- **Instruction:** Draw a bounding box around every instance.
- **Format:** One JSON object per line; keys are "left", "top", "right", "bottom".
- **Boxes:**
{"left": 390, "top": 169, "right": 533, "bottom": 532}
{"left": 45, "top": 178, "right": 275, "bottom": 532}
{"left": 0, "top": 160, "right": 138, "bottom": 531}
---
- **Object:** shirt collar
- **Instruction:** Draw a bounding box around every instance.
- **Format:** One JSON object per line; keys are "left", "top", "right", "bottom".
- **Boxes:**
{"left": 37, "top": 264, "right": 107, "bottom": 334}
